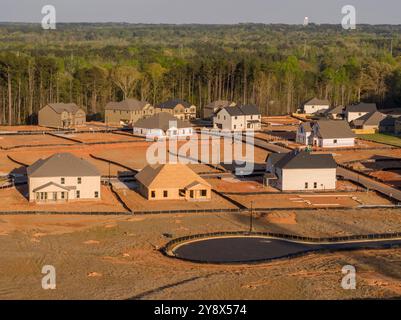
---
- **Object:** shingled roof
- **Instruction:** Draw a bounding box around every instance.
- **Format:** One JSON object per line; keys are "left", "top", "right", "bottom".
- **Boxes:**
{"left": 304, "top": 97, "right": 330, "bottom": 106}
{"left": 315, "top": 120, "right": 356, "bottom": 139}
{"left": 133, "top": 112, "right": 192, "bottom": 131}
{"left": 345, "top": 102, "right": 377, "bottom": 113}
{"left": 45, "top": 103, "right": 82, "bottom": 114}
{"left": 157, "top": 99, "right": 192, "bottom": 109}
{"left": 352, "top": 111, "right": 387, "bottom": 127}
{"left": 272, "top": 150, "right": 337, "bottom": 170}
{"left": 27, "top": 153, "right": 100, "bottom": 178}
{"left": 204, "top": 100, "right": 236, "bottom": 110}
{"left": 222, "top": 105, "right": 260, "bottom": 116}
{"left": 105, "top": 99, "right": 149, "bottom": 111}
{"left": 135, "top": 163, "right": 211, "bottom": 189}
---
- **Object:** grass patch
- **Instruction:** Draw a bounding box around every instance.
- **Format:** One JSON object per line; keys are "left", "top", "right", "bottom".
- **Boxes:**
{"left": 358, "top": 133, "right": 401, "bottom": 147}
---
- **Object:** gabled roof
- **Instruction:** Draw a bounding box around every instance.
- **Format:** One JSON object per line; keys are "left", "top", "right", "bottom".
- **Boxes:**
{"left": 273, "top": 150, "right": 337, "bottom": 170}
{"left": 135, "top": 163, "right": 211, "bottom": 189}
{"left": 221, "top": 105, "right": 261, "bottom": 117}
{"left": 43, "top": 103, "right": 83, "bottom": 115}
{"left": 345, "top": 102, "right": 377, "bottom": 113}
{"left": 327, "top": 105, "right": 344, "bottom": 114}
{"left": 133, "top": 112, "right": 192, "bottom": 131}
{"left": 315, "top": 120, "right": 356, "bottom": 139}
{"left": 33, "top": 181, "right": 76, "bottom": 193}
{"left": 27, "top": 153, "right": 100, "bottom": 178}
{"left": 157, "top": 99, "right": 192, "bottom": 109}
{"left": 204, "top": 100, "right": 236, "bottom": 110}
{"left": 352, "top": 111, "right": 386, "bottom": 127}
{"left": 304, "top": 97, "right": 330, "bottom": 106}
{"left": 105, "top": 99, "right": 150, "bottom": 111}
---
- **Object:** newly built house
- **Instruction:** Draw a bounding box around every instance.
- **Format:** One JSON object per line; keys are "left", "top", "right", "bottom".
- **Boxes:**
{"left": 300, "top": 98, "right": 330, "bottom": 115}
{"left": 203, "top": 100, "right": 237, "bottom": 119}
{"left": 213, "top": 105, "right": 261, "bottom": 131}
{"left": 345, "top": 103, "right": 377, "bottom": 122}
{"left": 295, "top": 122, "right": 313, "bottom": 145}
{"left": 325, "top": 105, "right": 344, "bottom": 120}
{"left": 27, "top": 153, "right": 101, "bottom": 203}
{"left": 310, "top": 120, "right": 356, "bottom": 148}
{"left": 156, "top": 99, "right": 197, "bottom": 120}
{"left": 135, "top": 163, "right": 212, "bottom": 201}
{"left": 105, "top": 99, "right": 154, "bottom": 126}
{"left": 133, "top": 112, "right": 193, "bottom": 139}
{"left": 264, "top": 150, "right": 337, "bottom": 191}
{"left": 351, "top": 111, "right": 396, "bottom": 133}
{"left": 38, "top": 103, "right": 86, "bottom": 129}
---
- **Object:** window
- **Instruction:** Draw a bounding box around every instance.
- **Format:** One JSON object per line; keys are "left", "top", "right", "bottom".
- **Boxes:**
{"left": 163, "top": 190, "right": 168, "bottom": 198}
{"left": 61, "top": 177, "right": 65, "bottom": 184}
{"left": 234, "top": 125, "right": 236, "bottom": 129}
{"left": 224, "top": 116, "right": 226, "bottom": 120}
{"left": 333, "top": 139, "right": 338, "bottom": 144}
{"left": 151, "top": 191, "right": 156, "bottom": 198}
{"left": 94, "top": 191, "right": 99, "bottom": 198}
{"left": 251, "top": 115, "right": 253, "bottom": 120}
{"left": 179, "top": 189, "right": 186, "bottom": 197}
{"left": 77, "top": 177, "right": 82, "bottom": 184}
{"left": 314, "top": 182, "right": 317, "bottom": 189}
{"left": 190, "top": 190, "right": 194, "bottom": 198}
{"left": 61, "top": 192, "right": 65, "bottom": 199}
{"left": 201, "top": 190, "right": 207, "bottom": 197}
{"left": 234, "top": 116, "right": 237, "bottom": 120}
{"left": 76, "top": 190, "right": 80, "bottom": 199}
{"left": 305, "top": 182, "right": 308, "bottom": 189}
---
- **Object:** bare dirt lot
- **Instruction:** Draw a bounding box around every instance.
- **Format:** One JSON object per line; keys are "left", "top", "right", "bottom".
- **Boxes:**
{"left": 0, "top": 210, "right": 401, "bottom": 299}
{"left": 0, "top": 134, "right": 75, "bottom": 149}
{"left": 62, "top": 132, "right": 144, "bottom": 144}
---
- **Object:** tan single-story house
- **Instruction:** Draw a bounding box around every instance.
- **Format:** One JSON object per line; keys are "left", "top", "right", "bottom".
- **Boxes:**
{"left": 345, "top": 102, "right": 377, "bottom": 122}
{"left": 351, "top": 111, "right": 396, "bottom": 133}
{"left": 264, "top": 150, "right": 337, "bottom": 191}
{"left": 135, "top": 163, "right": 212, "bottom": 201}
{"left": 300, "top": 98, "right": 330, "bottom": 115}
{"left": 310, "top": 120, "right": 356, "bottom": 148}
{"left": 133, "top": 112, "right": 193, "bottom": 139}
{"left": 203, "top": 100, "right": 237, "bottom": 119}
{"left": 38, "top": 103, "right": 86, "bottom": 129}
{"left": 27, "top": 153, "right": 101, "bottom": 203}
{"left": 156, "top": 99, "right": 197, "bottom": 120}
{"left": 105, "top": 99, "right": 154, "bottom": 126}
{"left": 213, "top": 105, "right": 261, "bottom": 131}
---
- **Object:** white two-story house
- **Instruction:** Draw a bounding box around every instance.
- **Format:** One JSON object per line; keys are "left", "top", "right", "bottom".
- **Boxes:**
{"left": 213, "top": 105, "right": 261, "bottom": 131}
{"left": 27, "top": 153, "right": 101, "bottom": 203}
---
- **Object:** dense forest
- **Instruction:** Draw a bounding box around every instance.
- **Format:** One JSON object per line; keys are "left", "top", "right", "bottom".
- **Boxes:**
{"left": 0, "top": 23, "right": 401, "bottom": 124}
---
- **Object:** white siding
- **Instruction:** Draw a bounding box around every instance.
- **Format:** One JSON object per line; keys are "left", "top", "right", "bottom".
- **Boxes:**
{"left": 281, "top": 168, "right": 336, "bottom": 191}
{"left": 303, "top": 104, "right": 330, "bottom": 114}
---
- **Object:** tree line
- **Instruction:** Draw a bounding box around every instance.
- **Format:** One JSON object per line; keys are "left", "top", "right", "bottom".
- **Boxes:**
{"left": 0, "top": 23, "right": 400, "bottom": 125}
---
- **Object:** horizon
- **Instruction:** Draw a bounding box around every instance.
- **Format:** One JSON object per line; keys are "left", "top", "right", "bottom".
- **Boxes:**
{"left": 1, "top": 0, "right": 401, "bottom": 25}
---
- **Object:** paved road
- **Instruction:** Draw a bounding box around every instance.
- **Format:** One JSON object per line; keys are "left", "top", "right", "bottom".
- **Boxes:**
{"left": 337, "top": 167, "right": 401, "bottom": 203}
{"left": 173, "top": 236, "right": 401, "bottom": 263}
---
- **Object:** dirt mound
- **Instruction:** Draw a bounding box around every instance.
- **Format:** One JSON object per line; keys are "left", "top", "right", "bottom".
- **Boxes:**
{"left": 264, "top": 211, "right": 297, "bottom": 225}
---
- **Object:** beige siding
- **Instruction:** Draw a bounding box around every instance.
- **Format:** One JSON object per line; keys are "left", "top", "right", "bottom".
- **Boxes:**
{"left": 280, "top": 168, "right": 336, "bottom": 191}
{"left": 38, "top": 105, "right": 62, "bottom": 128}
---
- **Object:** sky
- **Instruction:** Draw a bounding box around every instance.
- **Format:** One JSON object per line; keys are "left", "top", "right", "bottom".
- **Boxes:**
{"left": 0, "top": 0, "right": 400, "bottom": 24}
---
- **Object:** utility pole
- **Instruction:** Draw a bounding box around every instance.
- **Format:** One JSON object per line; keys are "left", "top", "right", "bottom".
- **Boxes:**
{"left": 108, "top": 161, "right": 111, "bottom": 186}
{"left": 249, "top": 201, "right": 253, "bottom": 233}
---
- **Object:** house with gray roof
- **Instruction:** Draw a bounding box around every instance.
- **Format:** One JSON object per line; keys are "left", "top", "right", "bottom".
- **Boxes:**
{"left": 133, "top": 112, "right": 193, "bottom": 139}
{"left": 351, "top": 111, "right": 396, "bottom": 133}
{"left": 301, "top": 98, "right": 330, "bottom": 115}
{"left": 325, "top": 105, "right": 344, "bottom": 120}
{"left": 213, "top": 104, "right": 261, "bottom": 131}
{"left": 27, "top": 153, "right": 101, "bottom": 203}
{"left": 264, "top": 150, "right": 337, "bottom": 191}
{"left": 203, "top": 100, "right": 237, "bottom": 119}
{"left": 156, "top": 99, "right": 197, "bottom": 120}
{"left": 105, "top": 98, "right": 154, "bottom": 126}
{"left": 311, "top": 120, "right": 356, "bottom": 148}
{"left": 345, "top": 102, "right": 377, "bottom": 122}
{"left": 38, "top": 103, "right": 86, "bottom": 128}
